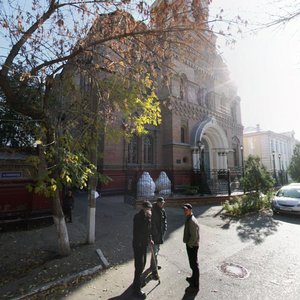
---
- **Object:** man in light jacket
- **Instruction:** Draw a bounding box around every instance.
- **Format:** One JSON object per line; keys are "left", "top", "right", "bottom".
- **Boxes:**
{"left": 183, "top": 203, "right": 199, "bottom": 290}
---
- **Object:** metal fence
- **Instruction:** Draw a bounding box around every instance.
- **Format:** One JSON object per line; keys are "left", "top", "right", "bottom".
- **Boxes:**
{"left": 195, "top": 168, "right": 243, "bottom": 196}
{"left": 124, "top": 167, "right": 245, "bottom": 206}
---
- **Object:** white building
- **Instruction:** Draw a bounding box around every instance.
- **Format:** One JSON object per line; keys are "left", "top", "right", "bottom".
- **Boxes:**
{"left": 243, "top": 125, "right": 297, "bottom": 180}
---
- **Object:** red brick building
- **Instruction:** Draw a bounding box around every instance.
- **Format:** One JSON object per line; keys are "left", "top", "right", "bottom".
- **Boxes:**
{"left": 98, "top": 1, "right": 243, "bottom": 195}
{"left": 61, "top": 1, "right": 243, "bottom": 195}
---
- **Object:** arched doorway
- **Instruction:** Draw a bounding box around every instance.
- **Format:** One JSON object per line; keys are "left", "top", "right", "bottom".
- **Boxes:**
{"left": 190, "top": 117, "right": 230, "bottom": 194}
{"left": 191, "top": 116, "right": 229, "bottom": 172}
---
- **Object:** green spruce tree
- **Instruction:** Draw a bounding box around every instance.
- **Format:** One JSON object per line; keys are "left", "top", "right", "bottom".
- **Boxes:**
{"left": 288, "top": 144, "right": 300, "bottom": 182}
{"left": 242, "top": 155, "right": 274, "bottom": 193}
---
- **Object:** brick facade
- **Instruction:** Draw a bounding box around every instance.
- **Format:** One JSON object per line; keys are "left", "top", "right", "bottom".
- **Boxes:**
{"left": 62, "top": 1, "right": 244, "bottom": 194}
{"left": 98, "top": 1, "right": 244, "bottom": 194}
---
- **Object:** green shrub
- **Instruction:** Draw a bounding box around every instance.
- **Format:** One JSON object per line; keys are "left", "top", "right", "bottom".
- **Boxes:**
{"left": 223, "top": 192, "right": 272, "bottom": 216}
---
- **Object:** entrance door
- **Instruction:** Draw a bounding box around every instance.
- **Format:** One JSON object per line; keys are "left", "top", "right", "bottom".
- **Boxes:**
{"left": 201, "top": 139, "right": 210, "bottom": 176}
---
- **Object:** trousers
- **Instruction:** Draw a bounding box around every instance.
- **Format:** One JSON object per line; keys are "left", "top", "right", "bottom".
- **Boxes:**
{"left": 150, "top": 244, "right": 160, "bottom": 273}
{"left": 132, "top": 246, "right": 147, "bottom": 291}
{"left": 186, "top": 245, "right": 199, "bottom": 288}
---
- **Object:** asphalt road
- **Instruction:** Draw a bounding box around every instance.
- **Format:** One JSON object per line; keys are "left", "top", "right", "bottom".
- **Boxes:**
{"left": 61, "top": 199, "right": 300, "bottom": 300}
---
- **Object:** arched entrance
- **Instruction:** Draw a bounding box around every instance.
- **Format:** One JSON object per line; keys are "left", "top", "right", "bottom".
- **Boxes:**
{"left": 190, "top": 116, "right": 229, "bottom": 173}
{"left": 190, "top": 117, "right": 230, "bottom": 194}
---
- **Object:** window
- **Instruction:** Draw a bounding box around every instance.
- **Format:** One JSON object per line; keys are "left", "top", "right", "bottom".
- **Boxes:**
{"left": 181, "top": 126, "right": 185, "bottom": 143}
{"left": 205, "top": 92, "right": 215, "bottom": 110}
{"left": 232, "top": 136, "right": 240, "bottom": 167}
{"left": 80, "top": 74, "right": 92, "bottom": 94}
{"left": 128, "top": 135, "right": 138, "bottom": 164}
{"left": 143, "top": 135, "right": 153, "bottom": 164}
{"left": 179, "top": 74, "right": 188, "bottom": 100}
{"left": 197, "top": 87, "right": 205, "bottom": 105}
{"left": 231, "top": 103, "right": 237, "bottom": 122}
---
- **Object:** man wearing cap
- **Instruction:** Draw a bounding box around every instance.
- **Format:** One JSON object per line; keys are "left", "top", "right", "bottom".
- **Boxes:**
{"left": 132, "top": 200, "right": 153, "bottom": 299}
{"left": 150, "top": 197, "right": 167, "bottom": 279}
{"left": 183, "top": 203, "right": 200, "bottom": 290}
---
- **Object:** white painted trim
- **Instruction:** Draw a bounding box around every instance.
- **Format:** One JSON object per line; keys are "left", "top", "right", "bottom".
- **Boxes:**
{"left": 87, "top": 207, "right": 96, "bottom": 244}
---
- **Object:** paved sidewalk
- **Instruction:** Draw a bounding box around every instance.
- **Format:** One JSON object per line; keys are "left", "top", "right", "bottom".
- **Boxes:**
{"left": 0, "top": 191, "right": 224, "bottom": 299}
{"left": 3, "top": 193, "right": 298, "bottom": 300}
{"left": 0, "top": 192, "right": 137, "bottom": 299}
{"left": 55, "top": 204, "right": 300, "bottom": 300}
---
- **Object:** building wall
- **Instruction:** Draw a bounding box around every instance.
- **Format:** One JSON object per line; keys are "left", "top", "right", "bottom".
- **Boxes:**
{"left": 67, "top": 1, "right": 244, "bottom": 194}
{"left": 243, "top": 129, "right": 296, "bottom": 174}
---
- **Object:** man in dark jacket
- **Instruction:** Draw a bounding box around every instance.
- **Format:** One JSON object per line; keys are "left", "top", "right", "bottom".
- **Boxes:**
{"left": 183, "top": 203, "right": 199, "bottom": 291}
{"left": 132, "top": 200, "right": 153, "bottom": 299}
{"left": 150, "top": 197, "right": 167, "bottom": 279}
{"left": 63, "top": 190, "right": 74, "bottom": 223}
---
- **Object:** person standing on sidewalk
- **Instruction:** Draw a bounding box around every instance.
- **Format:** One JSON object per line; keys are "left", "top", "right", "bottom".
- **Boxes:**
{"left": 183, "top": 203, "right": 200, "bottom": 291}
{"left": 132, "top": 200, "right": 153, "bottom": 299}
{"left": 63, "top": 190, "right": 75, "bottom": 223}
{"left": 150, "top": 196, "right": 167, "bottom": 280}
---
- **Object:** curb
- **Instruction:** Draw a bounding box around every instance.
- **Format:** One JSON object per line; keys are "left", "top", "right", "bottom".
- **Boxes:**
{"left": 12, "top": 264, "right": 103, "bottom": 300}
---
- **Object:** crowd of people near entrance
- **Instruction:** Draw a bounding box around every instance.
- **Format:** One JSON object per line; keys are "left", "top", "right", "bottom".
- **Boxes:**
{"left": 132, "top": 197, "right": 200, "bottom": 299}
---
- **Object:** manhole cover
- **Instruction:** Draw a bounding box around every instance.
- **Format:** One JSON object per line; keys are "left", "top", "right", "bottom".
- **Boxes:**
{"left": 219, "top": 262, "right": 250, "bottom": 279}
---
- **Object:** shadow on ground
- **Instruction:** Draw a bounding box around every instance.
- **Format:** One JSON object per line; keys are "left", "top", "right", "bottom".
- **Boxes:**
{"left": 272, "top": 213, "right": 300, "bottom": 224}
{"left": 220, "top": 210, "right": 280, "bottom": 245}
{"left": 0, "top": 193, "right": 213, "bottom": 299}
{"left": 106, "top": 286, "right": 133, "bottom": 300}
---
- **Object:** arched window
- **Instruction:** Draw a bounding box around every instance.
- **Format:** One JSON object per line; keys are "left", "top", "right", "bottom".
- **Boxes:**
{"left": 128, "top": 135, "right": 138, "bottom": 164}
{"left": 179, "top": 74, "right": 188, "bottom": 100}
{"left": 205, "top": 91, "right": 215, "bottom": 110}
{"left": 197, "top": 87, "right": 205, "bottom": 105}
{"left": 232, "top": 136, "right": 240, "bottom": 167}
{"left": 143, "top": 135, "right": 153, "bottom": 164}
{"left": 181, "top": 127, "right": 185, "bottom": 143}
{"left": 231, "top": 102, "right": 237, "bottom": 122}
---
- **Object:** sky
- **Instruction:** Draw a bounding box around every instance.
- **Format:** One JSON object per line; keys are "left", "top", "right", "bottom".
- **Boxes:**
{"left": 209, "top": 0, "right": 300, "bottom": 140}
{"left": 2, "top": 1, "right": 300, "bottom": 140}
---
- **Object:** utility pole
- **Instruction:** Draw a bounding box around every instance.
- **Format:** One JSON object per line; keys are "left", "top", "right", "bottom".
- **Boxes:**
{"left": 272, "top": 151, "right": 277, "bottom": 186}
{"left": 87, "top": 76, "right": 99, "bottom": 244}
{"left": 240, "top": 145, "right": 245, "bottom": 193}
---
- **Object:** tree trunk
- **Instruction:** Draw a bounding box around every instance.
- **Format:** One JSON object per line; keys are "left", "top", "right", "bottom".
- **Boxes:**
{"left": 52, "top": 189, "right": 71, "bottom": 256}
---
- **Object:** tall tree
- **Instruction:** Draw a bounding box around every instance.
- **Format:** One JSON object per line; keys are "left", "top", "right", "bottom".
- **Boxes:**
{"left": 288, "top": 144, "right": 300, "bottom": 182}
{"left": 0, "top": 0, "right": 220, "bottom": 255}
{"left": 242, "top": 155, "right": 274, "bottom": 193}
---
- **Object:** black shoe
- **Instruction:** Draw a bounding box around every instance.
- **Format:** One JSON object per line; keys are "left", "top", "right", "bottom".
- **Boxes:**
{"left": 186, "top": 285, "right": 199, "bottom": 293}
{"left": 133, "top": 290, "right": 146, "bottom": 299}
{"left": 157, "top": 265, "right": 162, "bottom": 270}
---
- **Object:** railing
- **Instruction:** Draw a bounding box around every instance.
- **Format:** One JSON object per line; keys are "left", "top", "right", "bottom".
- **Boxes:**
{"left": 194, "top": 168, "right": 243, "bottom": 196}
{"left": 124, "top": 168, "right": 244, "bottom": 206}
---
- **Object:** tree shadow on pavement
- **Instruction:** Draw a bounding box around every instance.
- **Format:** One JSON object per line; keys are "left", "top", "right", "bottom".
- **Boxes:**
{"left": 220, "top": 211, "right": 280, "bottom": 245}
{"left": 236, "top": 212, "right": 279, "bottom": 244}
{"left": 219, "top": 215, "right": 239, "bottom": 230}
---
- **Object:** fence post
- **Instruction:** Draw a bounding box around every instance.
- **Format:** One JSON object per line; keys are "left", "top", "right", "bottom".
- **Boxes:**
{"left": 227, "top": 169, "right": 231, "bottom": 196}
